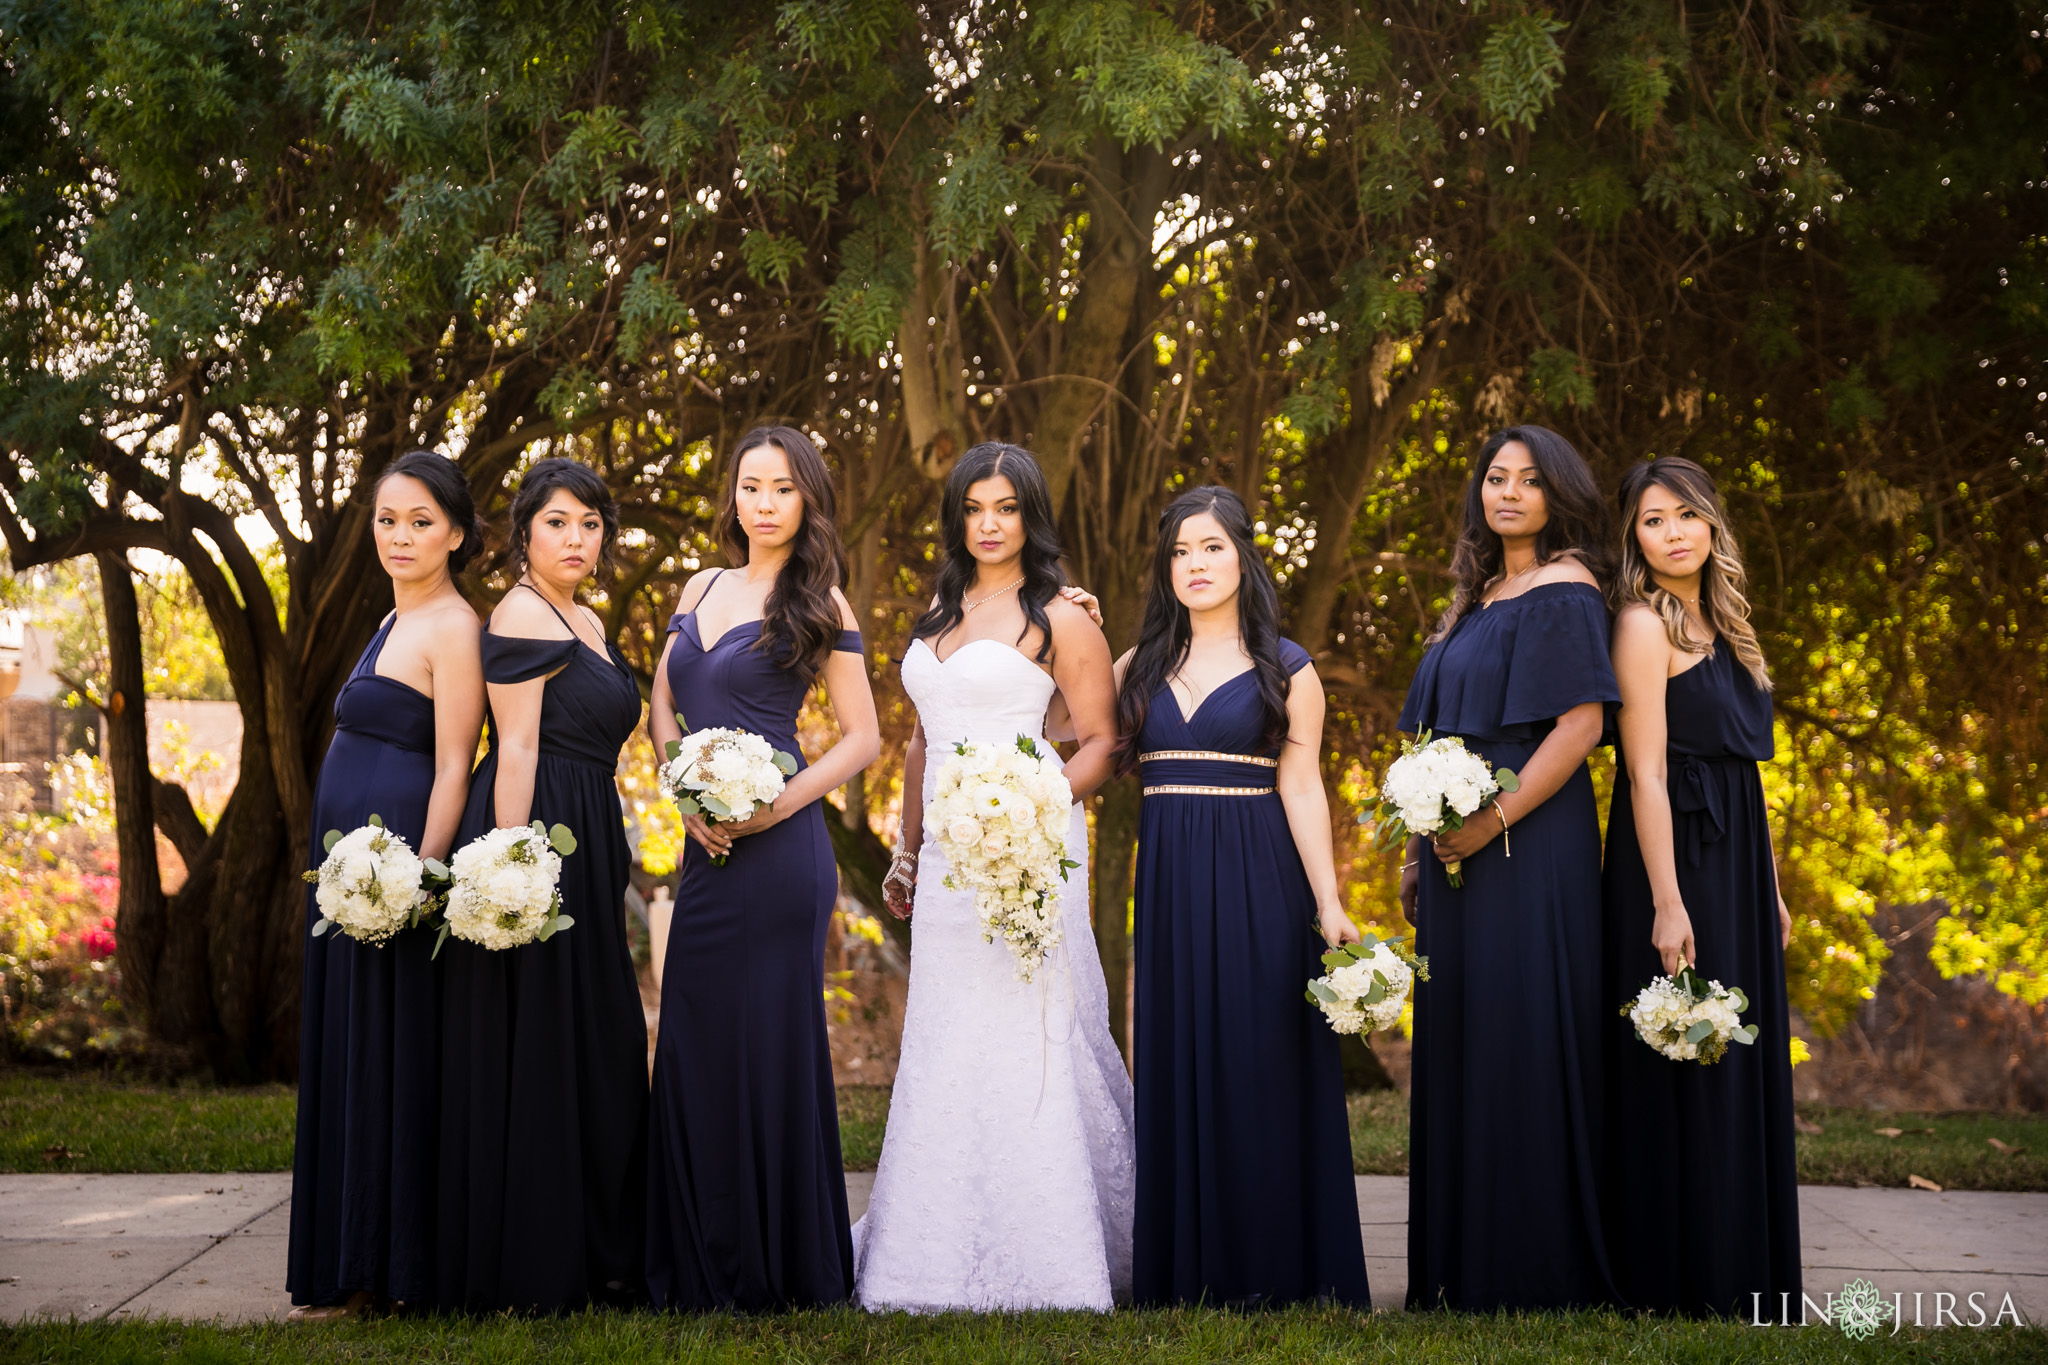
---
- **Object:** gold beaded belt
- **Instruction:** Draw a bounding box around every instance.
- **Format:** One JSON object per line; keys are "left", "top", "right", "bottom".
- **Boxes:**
{"left": 1143, "top": 783, "right": 1277, "bottom": 797}
{"left": 1137, "top": 750, "right": 1279, "bottom": 768}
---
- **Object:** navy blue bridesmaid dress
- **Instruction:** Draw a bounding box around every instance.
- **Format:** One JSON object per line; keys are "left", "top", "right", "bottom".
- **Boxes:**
{"left": 1397, "top": 581, "right": 1621, "bottom": 1312}
{"left": 288, "top": 614, "right": 440, "bottom": 1307}
{"left": 435, "top": 586, "right": 648, "bottom": 1312}
{"left": 1131, "top": 638, "right": 1370, "bottom": 1309}
{"left": 1603, "top": 638, "right": 1801, "bottom": 1315}
{"left": 645, "top": 569, "right": 859, "bottom": 1311}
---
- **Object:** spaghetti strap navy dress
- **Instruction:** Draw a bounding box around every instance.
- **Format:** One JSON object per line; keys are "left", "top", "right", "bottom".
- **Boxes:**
{"left": 434, "top": 591, "right": 648, "bottom": 1313}
{"left": 1603, "top": 638, "right": 1801, "bottom": 1315}
{"left": 1131, "top": 639, "right": 1370, "bottom": 1309}
{"left": 645, "top": 571, "right": 860, "bottom": 1312}
{"left": 288, "top": 614, "right": 440, "bottom": 1307}
{"left": 1397, "top": 581, "right": 1621, "bottom": 1312}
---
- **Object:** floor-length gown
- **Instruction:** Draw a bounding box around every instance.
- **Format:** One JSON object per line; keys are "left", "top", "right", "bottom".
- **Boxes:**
{"left": 852, "top": 637, "right": 1136, "bottom": 1313}
{"left": 435, "top": 589, "right": 648, "bottom": 1313}
{"left": 644, "top": 573, "right": 860, "bottom": 1311}
{"left": 288, "top": 615, "right": 439, "bottom": 1307}
{"left": 1398, "top": 581, "right": 1622, "bottom": 1311}
{"left": 1131, "top": 639, "right": 1370, "bottom": 1309}
{"left": 1603, "top": 638, "right": 1801, "bottom": 1315}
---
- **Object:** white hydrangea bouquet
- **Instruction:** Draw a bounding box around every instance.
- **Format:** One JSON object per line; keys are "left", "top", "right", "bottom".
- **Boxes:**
{"left": 1623, "top": 964, "right": 1759, "bottom": 1064}
{"left": 660, "top": 719, "right": 799, "bottom": 867}
{"left": 1362, "top": 730, "right": 1520, "bottom": 887}
{"left": 437, "top": 821, "right": 578, "bottom": 954}
{"left": 301, "top": 815, "right": 433, "bottom": 945}
{"left": 1306, "top": 929, "right": 1430, "bottom": 1034}
{"left": 930, "top": 735, "right": 1080, "bottom": 982}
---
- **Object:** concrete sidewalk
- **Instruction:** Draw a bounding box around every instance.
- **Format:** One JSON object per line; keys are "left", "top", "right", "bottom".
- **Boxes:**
{"left": 2, "top": 1173, "right": 2042, "bottom": 1323}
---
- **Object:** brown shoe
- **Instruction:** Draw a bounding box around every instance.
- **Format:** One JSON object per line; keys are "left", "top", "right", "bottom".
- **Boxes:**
{"left": 287, "top": 1290, "right": 372, "bottom": 1322}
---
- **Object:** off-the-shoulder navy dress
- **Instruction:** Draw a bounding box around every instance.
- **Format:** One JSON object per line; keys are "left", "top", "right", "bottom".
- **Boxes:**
{"left": 1603, "top": 637, "right": 1801, "bottom": 1315}
{"left": 644, "top": 571, "right": 861, "bottom": 1311}
{"left": 1131, "top": 639, "right": 1370, "bottom": 1309}
{"left": 1396, "top": 581, "right": 1621, "bottom": 1311}
{"left": 288, "top": 614, "right": 440, "bottom": 1307}
{"left": 434, "top": 588, "right": 648, "bottom": 1313}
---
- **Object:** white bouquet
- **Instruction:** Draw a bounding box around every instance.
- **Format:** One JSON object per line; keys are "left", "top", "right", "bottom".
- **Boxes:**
{"left": 438, "top": 821, "right": 578, "bottom": 953}
{"left": 1306, "top": 929, "right": 1430, "bottom": 1035}
{"left": 1623, "top": 965, "right": 1759, "bottom": 1064}
{"left": 930, "top": 735, "right": 1080, "bottom": 982}
{"left": 301, "top": 815, "right": 430, "bottom": 945}
{"left": 660, "top": 720, "right": 798, "bottom": 867}
{"left": 1362, "top": 730, "right": 1520, "bottom": 886}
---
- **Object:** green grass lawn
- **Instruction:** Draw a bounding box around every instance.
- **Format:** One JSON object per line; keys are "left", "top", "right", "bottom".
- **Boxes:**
{"left": 3, "top": 1307, "right": 2043, "bottom": 1364}
{"left": 6, "top": 1072, "right": 2046, "bottom": 1192}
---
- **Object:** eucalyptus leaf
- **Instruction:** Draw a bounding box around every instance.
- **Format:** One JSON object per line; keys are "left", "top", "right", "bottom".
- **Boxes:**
{"left": 772, "top": 750, "right": 798, "bottom": 776}
{"left": 1307, "top": 981, "right": 1339, "bottom": 1004}
{"left": 1363, "top": 980, "right": 1387, "bottom": 1006}
{"left": 1495, "top": 768, "right": 1521, "bottom": 793}
{"left": 549, "top": 823, "right": 578, "bottom": 855}
{"left": 1684, "top": 1020, "right": 1716, "bottom": 1044}
{"left": 423, "top": 858, "right": 448, "bottom": 881}
{"left": 701, "top": 795, "right": 732, "bottom": 818}
{"left": 553, "top": 914, "right": 575, "bottom": 933}
{"left": 322, "top": 829, "right": 343, "bottom": 854}
{"left": 1321, "top": 949, "right": 1352, "bottom": 970}
{"left": 432, "top": 922, "right": 452, "bottom": 960}
{"left": 677, "top": 797, "right": 702, "bottom": 816}
{"left": 674, "top": 712, "right": 688, "bottom": 732}
{"left": 369, "top": 813, "right": 384, "bottom": 827}
{"left": 1729, "top": 988, "right": 1750, "bottom": 1013}
{"left": 311, "top": 918, "right": 332, "bottom": 937}
{"left": 664, "top": 739, "right": 682, "bottom": 761}
{"left": 1735, "top": 1024, "right": 1759, "bottom": 1044}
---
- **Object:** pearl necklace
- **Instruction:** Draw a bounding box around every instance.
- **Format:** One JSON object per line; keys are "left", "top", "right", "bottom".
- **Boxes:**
{"left": 963, "top": 576, "right": 1023, "bottom": 613}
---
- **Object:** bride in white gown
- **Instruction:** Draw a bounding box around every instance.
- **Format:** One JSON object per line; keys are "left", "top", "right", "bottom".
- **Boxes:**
{"left": 855, "top": 444, "right": 1134, "bottom": 1313}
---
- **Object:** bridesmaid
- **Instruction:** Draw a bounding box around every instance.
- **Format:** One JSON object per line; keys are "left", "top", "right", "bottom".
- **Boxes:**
{"left": 289, "top": 451, "right": 484, "bottom": 1318}
{"left": 1397, "top": 425, "right": 1622, "bottom": 1312}
{"left": 435, "top": 458, "right": 649, "bottom": 1313}
{"left": 1118, "top": 486, "right": 1371, "bottom": 1309}
{"left": 644, "top": 426, "right": 880, "bottom": 1312}
{"left": 1603, "top": 457, "right": 1800, "bottom": 1315}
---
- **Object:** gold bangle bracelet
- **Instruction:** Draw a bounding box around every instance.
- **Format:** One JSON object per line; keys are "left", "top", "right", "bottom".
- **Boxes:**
{"left": 1493, "top": 800, "right": 1512, "bottom": 859}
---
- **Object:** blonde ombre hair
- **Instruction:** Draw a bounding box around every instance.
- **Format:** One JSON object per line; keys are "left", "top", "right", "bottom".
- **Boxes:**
{"left": 1613, "top": 457, "right": 1772, "bottom": 691}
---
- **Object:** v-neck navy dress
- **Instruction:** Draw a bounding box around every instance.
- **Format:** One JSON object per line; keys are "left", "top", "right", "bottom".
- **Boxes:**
{"left": 1603, "top": 637, "right": 1801, "bottom": 1315}
{"left": 288, "top": 615, "right": 440, "bottom": 1307}
{"left": 1131, "top": 639, "right": 1370, "bottom": 1309}
{"left": 1397, "top": 581, "right": 1622, "bottom": 1312}
{"left": 644, "top": 573, "right": 860, "bottom": 1311}
{"left": 435, "top": 593, "right": 649, "bottom": 1313}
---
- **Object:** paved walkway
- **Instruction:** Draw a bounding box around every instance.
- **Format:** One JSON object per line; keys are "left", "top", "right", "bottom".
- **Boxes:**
{"left": 2, "top": 1174, "right": 2042, "bottom": 1323}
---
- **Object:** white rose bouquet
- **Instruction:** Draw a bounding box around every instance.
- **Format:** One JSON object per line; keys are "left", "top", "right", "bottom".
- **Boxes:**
{"left": 301, "top": 815, "right": 433, "bottom": 946}
{"left": 660, "top": 720, "right": 799, "bottom": 867}
{"left": 1306, "top": 929, "right": 1430, "bottom": 1035}
{"left": 930, "top": 735, "right": 1080, "bottom": 982}
{"left": 1362, "top": 730, "right": 1520, "bottom": 887}
{"left": 1623, "top": 964, "right": 1759, "bottom": 1064}
{"left": 437, "top": 821, "right": 579, "bottom": 953}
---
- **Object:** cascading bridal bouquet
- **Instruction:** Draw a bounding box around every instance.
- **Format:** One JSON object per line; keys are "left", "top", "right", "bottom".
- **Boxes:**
{"left": 1306, "top": 929, "right": 1430, "bottom": 1035}
{"left": 437, "top": 821, "right": 579, "bottom": 954}
{"left": 660, "top": 718, "right": 799, "bottom": 867}
{"left": 1361, "top": 730, "right": 1520, "bottom": 887}
{"left": 930, "top": 735, "right": 1079, "bottom": 983}
{"left": 302, "top": 815, "right": 436, "bottom": 946}
{"left": 1623, "top": 964, "right": 1759, "bottom": 1064}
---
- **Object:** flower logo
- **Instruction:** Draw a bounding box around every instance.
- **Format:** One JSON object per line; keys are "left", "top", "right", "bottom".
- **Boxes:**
{"left": 1835, "top": 1278, "right": 1891, "bottom": 1340}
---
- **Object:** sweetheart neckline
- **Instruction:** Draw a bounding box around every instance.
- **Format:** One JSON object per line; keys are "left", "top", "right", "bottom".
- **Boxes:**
{"left": 909, "top": 635, "right": 1055, "bottom": 679}
{"left": 679, "top": 609, "right": 765, "bottom": 656}
{"left": 1166, "top": 667, "right": 1256, "bottom": 728}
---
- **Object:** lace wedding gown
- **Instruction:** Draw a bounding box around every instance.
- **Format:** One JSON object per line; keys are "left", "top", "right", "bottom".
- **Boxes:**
{"left": 852, "top": 637, "right": 1135, "bottom": 1312}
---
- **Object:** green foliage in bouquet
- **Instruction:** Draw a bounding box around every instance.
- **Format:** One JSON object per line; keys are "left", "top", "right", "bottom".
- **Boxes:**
{"left": 1304, "top": 929, "right": 1431, "bottom": 1013}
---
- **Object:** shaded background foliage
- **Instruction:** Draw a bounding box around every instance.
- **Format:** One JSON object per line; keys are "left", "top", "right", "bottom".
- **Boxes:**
{"left": 0, "top": 0, "right": 2042, "bottom": 1082}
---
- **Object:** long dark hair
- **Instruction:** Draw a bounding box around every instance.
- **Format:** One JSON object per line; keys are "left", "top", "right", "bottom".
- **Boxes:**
{"left": 1114, "top": 487, "right": 1291, "bottom": 774}
{"left": 1614, "top": 457, "right": 1772, "bottom": 690}
{"left": 376, "top": 449, "right": 485, "bottom": 575}
{"left": 718, "top": 425, "right": 847, "bottom": 683}
{"left": 1429, "top": 425, "right": 1612, "bottom": 644}
{"left": 911, "top": 442, "right": 1067, "bottom": 663}
{"left": 508, "top": 457, "right": 618, "bottom": 578}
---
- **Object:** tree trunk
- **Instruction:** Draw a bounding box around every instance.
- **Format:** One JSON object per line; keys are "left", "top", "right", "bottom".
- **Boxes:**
{"left": 1090, "top": 774, "right": 1141, "bottom": 1067}
{"left": 96, "top": 554, "right": 167, "bottom": 1027}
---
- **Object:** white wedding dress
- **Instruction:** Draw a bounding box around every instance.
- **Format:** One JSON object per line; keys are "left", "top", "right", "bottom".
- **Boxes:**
{"left": 851, "top": 637, "right": 1136, "bottom": 1312}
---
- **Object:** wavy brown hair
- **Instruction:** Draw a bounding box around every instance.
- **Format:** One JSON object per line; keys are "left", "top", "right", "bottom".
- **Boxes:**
{"left": 1614, "top": 457, "right": 1772, "bottom": 690}
{"left": 717, "top": 426, "right": 848, "bottom": 683}
{"left": 1429, "top": 425, "right": 1613, "bottom": 644}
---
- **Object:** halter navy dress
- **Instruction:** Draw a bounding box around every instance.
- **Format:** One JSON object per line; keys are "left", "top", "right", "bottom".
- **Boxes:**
{"left": 1397, "top": 581, "right": 1621, "bottom": 1312}
{"left": 1130, "top": 639, "right": 1370, "bottom": 1309}
{"left": 1603, "top": 637, "right": 1801, "bottom": 1315}
{"left": 434, "top": 589, "right": 648, "bottom": 1313}
{"left": 645, "top": 571, "right": 860, "bottom": 1311}
{"left": 288, "top": 614, "right": 440, "bottom": 1307}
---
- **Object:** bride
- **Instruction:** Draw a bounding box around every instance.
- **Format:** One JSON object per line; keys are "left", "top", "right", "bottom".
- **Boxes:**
{"left": 856, "top": 442, "right": 1135, "bottom": 1312}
